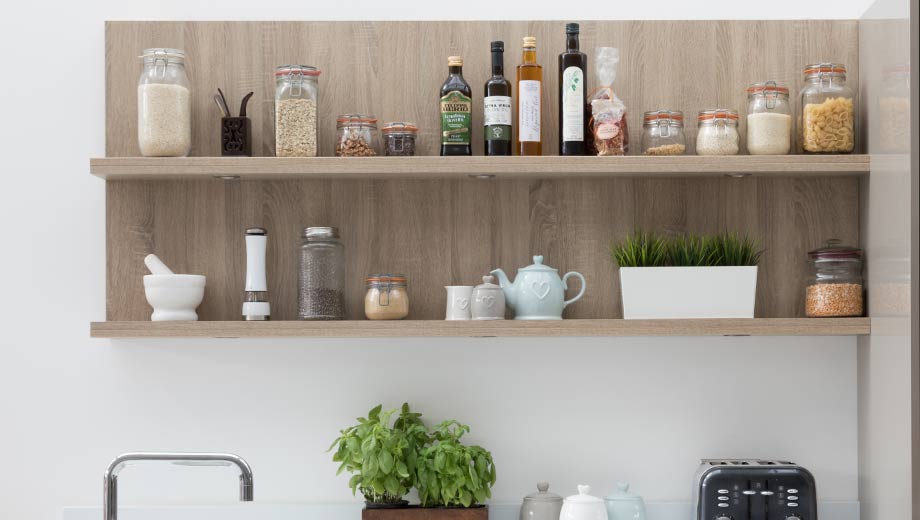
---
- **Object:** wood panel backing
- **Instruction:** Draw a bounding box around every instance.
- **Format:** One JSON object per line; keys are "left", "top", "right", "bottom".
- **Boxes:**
{"left": 106, "top": 20, "right": 859, "bottom": 157}
{"left": 106, "top": 177, "right": 859, "bottom": 321}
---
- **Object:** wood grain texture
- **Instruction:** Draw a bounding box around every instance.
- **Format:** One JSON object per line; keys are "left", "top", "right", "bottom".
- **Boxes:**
{"left": 89, "top": 318, "right": 871, "bottom": 338}
{"left": 105, "top": 20, "right": 859, "bottom": 157}
{"left": 106, "top": 177, "right": 859, "bottom": 321}
{"left": 90, "top": 155, "right": 871, "bottom": 180}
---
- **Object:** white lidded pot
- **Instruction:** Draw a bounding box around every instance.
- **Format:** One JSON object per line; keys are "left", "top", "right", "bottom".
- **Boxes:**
{"left": 560, "top": 485, "right": 608, "bottom": 520}
{"left": 604, "top": 483, "right": 648, "bottom": 520}
{"left": 520, "top": 482, "right": 563, "bottom": 520}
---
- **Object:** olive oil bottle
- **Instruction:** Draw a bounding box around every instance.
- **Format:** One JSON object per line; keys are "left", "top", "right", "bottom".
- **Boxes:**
{"left": 484, "top": 41, "right": 512, "bottom": 155}
{"left": 440, "top": 56, "right": 473, "bottom": 156}
{"left": 558, "top": 23, "right": 587, "bottom": 155}
{"left": 516, "top": 37, "right": 543, "bottom": 156}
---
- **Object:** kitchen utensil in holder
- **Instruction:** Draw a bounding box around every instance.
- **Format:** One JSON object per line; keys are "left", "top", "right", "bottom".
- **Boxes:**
{"left": 221, "top": 117, "right": 251, "bottom": 156}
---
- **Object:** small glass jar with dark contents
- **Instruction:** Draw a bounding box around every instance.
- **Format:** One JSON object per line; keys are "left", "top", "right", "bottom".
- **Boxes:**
{"left": 381, "top": 122, "right": 418, "bottom": 156}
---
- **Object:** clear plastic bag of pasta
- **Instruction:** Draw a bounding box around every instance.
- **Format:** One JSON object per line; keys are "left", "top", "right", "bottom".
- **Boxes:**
{"left": 589, "top": 47, "right": 628, "bottom": 156}
{"left": 800, "top": 63, "right": 856, "bottom": 153}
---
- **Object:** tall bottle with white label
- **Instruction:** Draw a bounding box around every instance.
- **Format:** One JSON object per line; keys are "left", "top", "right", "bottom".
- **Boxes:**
{"left": 484, "top": 41, "right": 512, "bottom": 156}
{"left": 559, "top": 23, "right": 587, "bottom": 155}
{"left": 516, "top": 36, "right": 543, "bottom": 156}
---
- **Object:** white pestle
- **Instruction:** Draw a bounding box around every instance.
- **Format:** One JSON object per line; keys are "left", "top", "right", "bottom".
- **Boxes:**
{"left": 144, "top": 254, "right": 175, "bottom": 275}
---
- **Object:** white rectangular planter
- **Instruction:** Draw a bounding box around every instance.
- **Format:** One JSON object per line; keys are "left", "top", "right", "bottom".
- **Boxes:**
{"left": 619, "top": 266, "right": 758, "bottom": 319}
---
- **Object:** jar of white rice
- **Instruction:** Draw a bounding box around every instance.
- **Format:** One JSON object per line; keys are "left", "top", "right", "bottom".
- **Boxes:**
{"left": 745, "top": 81, "right": 792, "bottom": 155}
{"left": 137, "top": 48, "right": 191, "bottom": 157}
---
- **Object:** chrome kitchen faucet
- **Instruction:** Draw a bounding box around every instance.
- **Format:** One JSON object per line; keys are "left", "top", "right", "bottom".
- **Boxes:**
{"left": 103, "top": 452, "right": 254, "bottom": 520}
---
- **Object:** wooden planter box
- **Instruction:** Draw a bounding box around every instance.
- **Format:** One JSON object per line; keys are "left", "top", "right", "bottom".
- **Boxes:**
{"left": 363, "top": 505, "right": 488, "bottom": 520}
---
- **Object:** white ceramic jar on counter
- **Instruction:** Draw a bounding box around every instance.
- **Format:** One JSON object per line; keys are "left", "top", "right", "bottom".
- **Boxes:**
{"left": 471, "top": 275, "right": 505, "bottom": 320}
{"left": 604, "top": 483, "right": 647, "bottom": 520}
{"left": 560, "top": 485, "right": 608, "bottom": 520}
{"left": 520, "top": 482, "right": 563, "bottom": 520}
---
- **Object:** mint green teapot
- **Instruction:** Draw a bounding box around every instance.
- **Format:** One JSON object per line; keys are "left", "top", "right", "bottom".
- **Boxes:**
{"left": 491, "top": 255, "right": 586, "bottom": 320}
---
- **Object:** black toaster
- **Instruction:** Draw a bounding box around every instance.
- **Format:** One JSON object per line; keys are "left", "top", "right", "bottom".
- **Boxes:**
{"left": 694, "top": 459, "right": 817, "bottom": 520}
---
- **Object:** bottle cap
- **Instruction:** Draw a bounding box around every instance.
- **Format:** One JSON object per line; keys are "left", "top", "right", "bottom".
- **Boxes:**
{"left": 448, "top": 56, "right": 463, "bottom": 66}
{"left": 491, "top": 41, "right": 504, "bottom": 52}
{"left": 566, "top": 23, "right": 580, "bottom": 34}
{"left": 523, "top": 36, "right": 537, "bottom": 48}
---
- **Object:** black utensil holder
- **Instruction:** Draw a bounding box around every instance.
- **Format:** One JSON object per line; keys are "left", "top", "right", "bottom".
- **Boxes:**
{"left": 221, "top": 117, "right": 251, "bottom": 156}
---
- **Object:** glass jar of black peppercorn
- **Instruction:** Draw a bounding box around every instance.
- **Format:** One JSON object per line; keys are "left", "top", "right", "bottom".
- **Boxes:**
{"left": 298, "top": 227, "right": 345, "bottom": 320}
{"left": 381, "top": 122, "right": 418, "bottom": 156}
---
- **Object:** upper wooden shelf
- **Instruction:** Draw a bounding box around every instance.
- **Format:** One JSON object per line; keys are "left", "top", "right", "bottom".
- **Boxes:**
{"left": 90, "top": 155, "right": 870, "bottom": 181}
{"left": 90, "top": 318, "right": 870, "bottom": 338}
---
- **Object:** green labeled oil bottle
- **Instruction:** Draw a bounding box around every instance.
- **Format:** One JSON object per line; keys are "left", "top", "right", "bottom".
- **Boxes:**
{"left": 440, "top": 56, "right": 473, "bottom": 156}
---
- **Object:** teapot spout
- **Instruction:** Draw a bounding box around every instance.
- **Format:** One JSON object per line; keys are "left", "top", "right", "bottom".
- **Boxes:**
{"left": 489, "top": 268, "right": 515, "bottom": 307}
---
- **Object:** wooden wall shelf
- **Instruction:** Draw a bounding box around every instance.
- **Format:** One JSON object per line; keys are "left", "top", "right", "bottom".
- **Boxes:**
{"left": 90, "top": 155, "right": 870, "bottom": 181}
{"left": 90, "top": 318, "right": 870, "bottom": 338}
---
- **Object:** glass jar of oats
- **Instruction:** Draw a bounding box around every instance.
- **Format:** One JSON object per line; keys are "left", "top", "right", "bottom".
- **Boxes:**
{"left": 805, "top": 239, "right": 864, "bottom": 317}
{"left": 275, "top": 65, "right": 321, "bottom": 157}
{"left": 800, "top": 63, "right": 856, "bottom": 153}
{"left": 365, "top": 275, "right": 409, "bottom": 320}
{"left": 138, "top": 48, "right": 191, "bottom": 157}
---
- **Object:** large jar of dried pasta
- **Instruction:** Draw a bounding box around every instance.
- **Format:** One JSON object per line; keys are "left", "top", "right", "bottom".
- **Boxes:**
{"left": 800, "top": 63, "right": 856, "bottom": 153}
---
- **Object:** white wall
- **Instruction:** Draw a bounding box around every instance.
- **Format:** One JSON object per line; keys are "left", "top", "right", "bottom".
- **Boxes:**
{"left": 0, "top": 2, "right": 874, "bottom": 520}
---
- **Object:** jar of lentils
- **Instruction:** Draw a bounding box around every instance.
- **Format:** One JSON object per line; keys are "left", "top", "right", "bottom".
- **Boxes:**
{"left": 275, "top": 65, "right": 321, "bottom": 157}
{"left": 641, "top": 110, "right": 686, "bottom": 155}
{"left": 335, "top": 114, "right": 380, "bottom": 157}
{"left": 365, "top": 275, "right": 410, "bottom": 320}
{"left": 381, "top": 122, "right": 418, "bottom": 156}
{"left": 298, "top": 227, "right": 345, "bottom": 320}
{"left": 800, "top": 63, "right": 856, "bottom": 153}
{"left": 745, "top": 81, "right": 792, "bottom": 155}
{"left": 696, "top": 109, "right": 740, "bottom": 155}
{"left": 805, "top": 239, "right": 864, "bottom": 317}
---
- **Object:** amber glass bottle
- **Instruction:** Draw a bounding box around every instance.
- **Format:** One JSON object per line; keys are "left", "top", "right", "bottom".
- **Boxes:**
{"left": 516, "top": 37, "right": 543, "bottom": 156}
{"left": 440, "top": 56, "right": 473, "bottom": 156}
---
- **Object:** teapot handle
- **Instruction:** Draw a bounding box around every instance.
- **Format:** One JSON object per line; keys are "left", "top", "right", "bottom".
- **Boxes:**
{"left": 562, "top": 271, "right": 586, "bottom": 307}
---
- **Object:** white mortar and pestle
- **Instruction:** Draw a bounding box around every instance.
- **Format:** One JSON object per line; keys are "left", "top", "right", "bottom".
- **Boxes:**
{"left": 143, "top": 254, "right": 206, "bottom": 321}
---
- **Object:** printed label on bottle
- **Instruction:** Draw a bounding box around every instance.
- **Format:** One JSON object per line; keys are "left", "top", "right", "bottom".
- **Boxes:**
{"left": 484, "top": 95, "right": 512, "bottom": 142}
{"left": 440, "top": 91, "right": 472, "bottom": 145}
{"left": 562, "top": 66, "right": 584, "bottom": 141}
{"left": 518, "top": 80, "right": 541, "bottom": 142}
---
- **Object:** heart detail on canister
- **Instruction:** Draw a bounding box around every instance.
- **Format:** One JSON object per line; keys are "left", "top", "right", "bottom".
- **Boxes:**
{"left": 480, "top": 295, "right": 495, "bottom": 308}
{"left": 455, "top": 297, "right": 469, "bottom": 310}
{"left": 530, "top": 281, "right": 551, "bottom": 300}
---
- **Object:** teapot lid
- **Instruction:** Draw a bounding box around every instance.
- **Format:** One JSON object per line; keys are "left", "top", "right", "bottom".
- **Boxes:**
{"left": 475, "top": 275, "right": 502, "bottom": 290}
{"left": 519, "top": 255, "right": 558, "bottom": 272}
{"left": 524, "top": 481, "right": 563, "bottom": 502}
{"left": 565, "top": 485, "right": 603, "bottom": 503}
{"left": 604, "top": 483, "right": 643, "bottom": 502}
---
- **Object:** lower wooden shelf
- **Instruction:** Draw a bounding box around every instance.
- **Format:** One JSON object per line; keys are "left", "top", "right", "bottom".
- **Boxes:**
{"left": 90, "top": 318, "right": 870, "bottom": 338}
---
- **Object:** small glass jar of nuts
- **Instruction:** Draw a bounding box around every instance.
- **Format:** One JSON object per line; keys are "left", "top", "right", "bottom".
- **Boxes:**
{"left": 335, "top": 114, "right": 381, "bottom": 157}
{"left": 805, "top": 239, "right": 864, "bottom": 317}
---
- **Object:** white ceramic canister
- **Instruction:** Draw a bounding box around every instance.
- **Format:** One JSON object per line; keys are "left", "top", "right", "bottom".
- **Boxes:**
{"left": 444, "top": 286, "right": 473, "bottom": 320}
{"left": 471, "top": 275, "right": 506, "bottom": 320}
{"left": 520, "top": 482, "right": 563, "bottom": 520}
{"left": 604, "top": 483, "right": 647, "bottom": 520}
{"left": 560, "top": 485, "right": 608, "bottom": 520}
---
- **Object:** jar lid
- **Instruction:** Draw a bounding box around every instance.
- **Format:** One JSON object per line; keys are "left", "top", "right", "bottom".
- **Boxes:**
{"left": 367, "top": 274, "right": 408, "bottom": 286}
{"left": 139, "top": 48, "right": 186, "bottom": 60}
{"left": 475, "top": 275, "right": 502, "bottom": 290}
{"left": 643, "top": 110, "right": 684, "bottom": 125}
{"left": 275, "top": 65, "right": 321, "bottom": 76}
{"left": 382, "top": 122, "right": 419, "bottom": 135}
{"left": 604, "top": 483, "right": 643, "bottom": 502}
{"left": 746, "top": 82, "right": 789, "bottom": 95}
{"left": 524, "top": 482, "right": 563, "bottom": 503}
{"left": 564, "top": 485, "right": 603, "bottom": 504}
{"left": 698, "top": 109, "right": 739, "bottom": 125}
{"left": 448, "top": 56, "right": 463, "bottom": 66}
{"left": 808, "top": 239, "right": 862, "bottom": 259}
{"left": 337, "top": 114, "right": 378, "bottom": 125}
{"left": 302, "top": 226, "right": 339, "bottom": 239}
{"left": 804, "top": 63, "right": 847, "bottom": 76}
